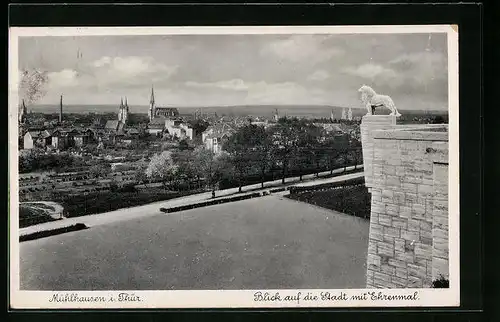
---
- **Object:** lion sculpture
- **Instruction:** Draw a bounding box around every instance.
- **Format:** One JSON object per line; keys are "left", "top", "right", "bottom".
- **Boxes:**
{"left": 358, "top": 85, "right": 401, "bottom": 117}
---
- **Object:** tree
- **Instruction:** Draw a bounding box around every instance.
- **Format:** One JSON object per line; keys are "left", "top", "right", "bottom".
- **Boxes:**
{"left": 145, "top": 151, "right": 178, "bottom": 190}
{"left": 89, "top": 163, "right": 111, "bottom": 179}
{"left": 270, "top": 118, "right": 302, "bottom": 184}
{"left": 19, "top": 69, "right": 48, "bottom": 105}
{"left": 191, "top": 146, "right": 228, "bottom": 197}
{"left": 178, "top": 138, "right": 190, "bottom": 151}
{"left": 223, "top": 124, "right": 266, "bottom": 192}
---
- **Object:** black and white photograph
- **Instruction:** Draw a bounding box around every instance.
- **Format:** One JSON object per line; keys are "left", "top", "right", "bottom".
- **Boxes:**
{"left": 9, "top": 25, "right": 459, "bottom": 309}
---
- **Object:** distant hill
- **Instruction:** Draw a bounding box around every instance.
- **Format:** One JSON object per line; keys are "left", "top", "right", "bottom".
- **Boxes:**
{"left": 28, "top": 104, "right": 448, "bottom": 119}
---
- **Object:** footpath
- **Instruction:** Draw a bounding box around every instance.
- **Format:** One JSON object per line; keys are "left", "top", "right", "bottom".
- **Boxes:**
{"left": 19, "top": 165, "right": 364, "bottom": 238}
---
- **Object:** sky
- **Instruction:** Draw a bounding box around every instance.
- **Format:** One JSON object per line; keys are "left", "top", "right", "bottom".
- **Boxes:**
{"left": 17, "top": 33, "right": 449, "bottom": 110}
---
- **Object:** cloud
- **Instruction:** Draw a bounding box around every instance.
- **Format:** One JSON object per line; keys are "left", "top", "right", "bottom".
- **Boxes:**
{"left": 185, "top": 79, "right": 250, "bottom": 91}
{"left": 47, "top": 69, "right": 79, "bottom": 88}
{"left": 389, "top": 51, "right": 447, "bottom": 85}
{"left": 261, "top": 35, "right": 343, "bottom": 64}
{"left": 91, "top": 56, "right": 178, "bottom": 85}
{"left": 343, "top": 63, "right": 398, "bottom": 80}
{"left": 307, "top": 70, "right": 330, "bottom": 82}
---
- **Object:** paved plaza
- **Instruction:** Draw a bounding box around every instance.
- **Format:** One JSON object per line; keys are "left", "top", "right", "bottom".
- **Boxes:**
{"left": 20, "top": 195, "right": 369, "bottom": 290}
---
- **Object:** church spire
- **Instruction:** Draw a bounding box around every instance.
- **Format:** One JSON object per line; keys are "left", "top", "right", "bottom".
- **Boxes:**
{"left": 150, "top": 85, "right": 155, "bottom": 105}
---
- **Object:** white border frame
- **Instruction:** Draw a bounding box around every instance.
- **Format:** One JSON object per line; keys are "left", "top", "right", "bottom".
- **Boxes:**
{"left": 8, "top": 25, "right": 459, "bottom": 309}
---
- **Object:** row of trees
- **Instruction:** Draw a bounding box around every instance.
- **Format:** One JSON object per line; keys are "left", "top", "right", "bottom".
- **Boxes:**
{"left": 143, "top": 118, "right": 362, "bottom": 196}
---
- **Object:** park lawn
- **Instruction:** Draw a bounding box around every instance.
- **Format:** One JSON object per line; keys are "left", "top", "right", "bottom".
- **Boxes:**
{"left": 20, "top": 196, "right": 369, "bottom": 290}
{"left": 19, "top": 205, "right": 58, "bottom": 228}
{"left": 286, "top": 185, "right": 371, "bottom": 219}
{"left": 51, "top": 187, "right": 205, "bottom": 218}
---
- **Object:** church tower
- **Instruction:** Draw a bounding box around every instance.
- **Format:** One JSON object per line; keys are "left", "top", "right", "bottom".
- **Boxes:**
{"left": 347, "top": 107, "right": 353, "bottom": 121}
{"left": 118, "top": 97, "right": 124, "bottom": 122}
{"left": 19, "top": 99, "right": 27, "bottom": 123}
{"left": 123, "top": 97, "right": 129, "bottom": 124}
{"left": 149, "top": 86, "right": 155, "bottom": 121}
{"left": 274, "top": 108, "right": 279, "bottom": 122}
{"left": 341, "top": 108, "right": 347, "bottom": 120}
{"left": 330, "top": 109, "right": 334, "bottom": 122}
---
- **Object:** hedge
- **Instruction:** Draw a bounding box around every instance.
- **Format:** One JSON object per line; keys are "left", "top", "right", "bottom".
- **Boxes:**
{"left": 160, "top": 192, "right": 262, "bottom": 213}
{"left": 289, "top": 176, "right": 365, "bottom": 194}
{"left": 20, "top": 223, "right": 88, "bottom": 242}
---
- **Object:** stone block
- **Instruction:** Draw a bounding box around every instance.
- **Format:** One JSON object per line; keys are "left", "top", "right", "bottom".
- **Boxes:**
{"left": 381, "top": 264, "right": 396, "bottom": 276}
{"left": 395, "top": 251, "right": 414, "bottom": 263}
{"left": 421, "top": 236, "right": 433, "bottom": 246}
{"left": 402, "top": 182, "right": 418, "bottom": 193}
{"left": 374, "top": 271, "right": 391, "bottom": 283}
{"left": 371, "top": 201, "right": 385, "bottom": 214}
{"left": 420, "top": 220, "right": 432, "bottom": 232}
{"left": 405, "top": 193, "right": 418, "bottom": 203}
{"left": 420, "top": 228, "right": 433, "bottom": 240}
{"left": 370, "top": 231, "right": 384, "bottom": 242}
{"left": 399, "top": 206, "right": 412, "bottom": 218}
{"left": 367, "top": 253, "right": 381, "bottom": 269}
{"left": 391, "top": 275, "right": 408, "bottom": 287}
{"left": 378, "top": 214, "right": 392, "bottom": 226}
{"left": 434, "top": 199, "right": 448, "bottom": 211}
{"left": 370, "top": 223, "right": 384, "bottom": 235}
{"left": 393, "top": 191, "right": 406, "bottom": 204}
{"left": 412, "top": 204, "right": 426, "bottom": 217}
{"left": 392, "top": 218, "right": 407, "bottom": 229}
{"left": 368, "top": 241, "right": 377, "bottom": 254}
{"left": 433, "top": 214, "right": 449, "bottom": 229}
{"left": 395, "top": 267, "right": 408, "bottom": 279}
{"left": 433, "top": 227, "right": 449, "bottom": 240}
{"left": 394, "top": 238, "right": 405, "bottom": 252}
{"left": 415, "top": 243, "right": 433, "bottom": 260}
{"left": 384, "top": 226, "right": 401, "bottom": 238}
{"left": 408, "top": 276, "right": 423, "bottom": 288}
{"left": 385, "top": 175, "right": 402, "bottom": 188}
{"left": 408, "top": 263, "right": 427, "bottom": 279}
{"left": 432, "top": 247, "right": 449, "bottom": 259}
{"left": 388, "top": 258, "right": 407, "bottom": 269}
{"left": 432, "top": 257, "right": 449, "bottom": 280}
{"left": 407, "top": 219, "right": 421, "bottom": 232}
{"left": 377, "top": 242, "right": 394, "bottom": 257}
{"left": 418, "top": 184, "right": 434, "bottom": 196}
{"left": 383, "top": 235, "right": 395, "bottom": 244}
{"left": 401, "top": 230, "right": 420, "bottom": 242}
{"left": 386, "top": 204, "right": 400, "bottom": 216}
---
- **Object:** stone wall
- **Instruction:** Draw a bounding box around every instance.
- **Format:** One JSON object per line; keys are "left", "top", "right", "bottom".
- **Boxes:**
{"left": 361, "top": 116, "right": 449, "bottom": 288}
{"left": 360, "top": 115, "right": 397, "bottom": 190}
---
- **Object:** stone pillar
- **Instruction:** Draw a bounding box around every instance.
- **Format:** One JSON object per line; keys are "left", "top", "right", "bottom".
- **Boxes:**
{"left": 360, "top": 115, "right": 397, "bottom": 190}
{"left": 430, "top": 142, "right": 449, "bottom": 282}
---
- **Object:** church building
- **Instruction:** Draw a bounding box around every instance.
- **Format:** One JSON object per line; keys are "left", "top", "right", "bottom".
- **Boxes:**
{"left": 148, "top": 86, "right": 179, "bottom": 122}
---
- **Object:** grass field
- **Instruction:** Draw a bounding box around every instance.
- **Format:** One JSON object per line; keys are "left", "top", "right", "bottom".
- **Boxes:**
{"left": 286, "top": 185, "right": 371, "bottom": 219}
{"left": 20, "top": 196, "right": 369, "bottom": 290}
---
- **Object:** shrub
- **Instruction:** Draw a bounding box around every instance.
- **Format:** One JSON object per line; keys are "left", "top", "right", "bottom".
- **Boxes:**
{"left": 432, "top": 275, "right": 449, "bottom": 288}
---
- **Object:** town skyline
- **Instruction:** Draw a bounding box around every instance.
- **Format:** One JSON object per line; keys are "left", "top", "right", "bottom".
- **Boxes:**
{"left": 18, "top": 33, "right": 448, "bottom": 111}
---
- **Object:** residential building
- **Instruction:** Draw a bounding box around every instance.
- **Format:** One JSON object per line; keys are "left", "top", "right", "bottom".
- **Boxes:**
{"left": 23, "top": 130, "right": 51, "bottom": 149}
{"left": 202, "top": 123, "right": 235, "bottom": 154}
{"left": 164, "top": 119, "right": 196, "bottom": 140}
{"left": 105, "top": 120, "right": 126, "bottom": 132}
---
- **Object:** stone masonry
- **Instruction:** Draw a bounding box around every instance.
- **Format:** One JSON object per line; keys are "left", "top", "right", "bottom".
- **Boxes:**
{"left": 361, "top": 115, "right": 449, "bottom": 288}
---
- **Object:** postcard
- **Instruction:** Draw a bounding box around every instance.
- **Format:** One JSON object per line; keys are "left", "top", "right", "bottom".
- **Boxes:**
{"left": 9, "top": 25, "right": 459, "bottom": 309}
